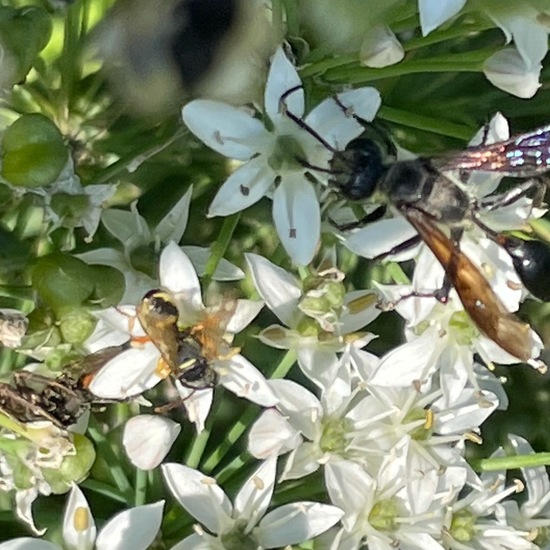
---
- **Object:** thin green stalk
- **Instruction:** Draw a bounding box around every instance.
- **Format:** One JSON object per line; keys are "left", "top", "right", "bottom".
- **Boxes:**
{"left": 202, "top": 350, "right": 296, "bottom": 473}
{"left": 80, "top": 479, "right": 128, "bottom": 504}
{"left": 472, "top": 452, "right": 550, "bottom": 472}
{"left": 270, "top": 349, "right": 297, "bottom": 379}
{"left": 271, "top": 0, "right": 284, "bottom": 44}
{"left": 87, "top": 421, "right": 133, "bottom": 502}
{"left": 202, "top": 213, "right": 241, "bottom": 290}
{"left": 95, "top": 126, "right": 185, "bottom": 184}
{"left": 378, "top": 106, "right": 474, "bottom": 140}
{"left": 134, "top": 468, "right": 147, "bottom": 506}
{"left": 322, "top": 50, "right": 492, "bottom": 84}
{"left": 185, "top": 426, "right": 212, "bottom": 470}
{"left": 201, "top": 406, "right": 256, "bottom": 474}
{"left": 61, "top": 2, "right": 83, "bottom": 112}
{"left": 215, "top": 452, "right": 250, "bottom": 484}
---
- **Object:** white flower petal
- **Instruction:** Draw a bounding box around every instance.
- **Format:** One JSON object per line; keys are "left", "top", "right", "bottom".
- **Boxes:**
{"left": 154, "top": 186, "right": 193, "bottom": 243}
{"left": 508, "top": 434, "right": 550, "bottom": 517}
{"left": 0, "top": 540, "right": 58, "bottom": 550}
{"left": 208, "top": 156, "right": 276, "bottom": 217}
{"left": 159, "top": 243, "right": 204, "bottom": 312}
{"left": 264, "top": 47, "right": 304, "bottom": 124}
{"left": 324, "top": 461, "right": 373, "bottom": 514}
{"left": 162, "top": 463, "right": 232, "bottom": 533}
{"left": 14, "top": 489, "right": 46, "bottom": 537}
{"left": 339, "top": 290, "right": 380, "bottom": 333}
{"left": 360, "top": 25, "right": 404, "bottom": 68}
{"left": 344, "top": 217, "right": 419, "bottom": 259}
{"left": 305, "top": 87, "right": 381, "bottom": 149}
{"left": 101, "top": 206, "right": 151, "bottom": 249}
{"left": 123, "top": 415, "right": 181, "bottom": 470}
{"left": 95, "top": 501, "right": 164, "bottom": 550}
{"left": 248, "top": 409, "right": 302, "bottom": 459}
{"left": 234, "top": 457, "right": 277, "bottom": 521}
{"left": 245, "top": 253, "right": 302, "bottom": 327}
{"left": 182, "top": 100, "right": 269, "bottom": 160}
{"left": 273, "top": 176, "right": 320, "bottom": 266}
{"left": 170, "top": 533, "right": 218, "bottom": 550}
{"left": 257, "top": 502, "right": 344, "bottom": 548}
{"left": 76, "top": 247, "right": 128, "bottom": 273}
{"left": 370, "top": 334, "right": 441, "bottom": 387}
{"left": 297, "top": 347, "right": 340, "bottom": 393}
{"left": 490, "top": 9, "right": 549, "bottom": 67}
{"left": 484, "top": 48, "right": 541, "bottom": 98}
{"left": 88, "top": 345, "right": 162, "bottom": 399}
{"left": 269, "top": 379, "right": 321, "bottom": 440}
{"left": 177, "top": 384, "right": 214, "bottom": 434}
{"left": 279, "top": 443, "right": 323, "bottom": 481}
{"left": 181, "top": 246, "right": 245, "bottom": 281}
{"left": 63, "top": 485, "right": 96, "bottom": 550}
{"left": 219, "top": 354, "right": 278, "bottom": 407}
{"left": 433, "top": 389, "right": 498, "bottom": 434}
{"left": 224, "top": 299, "right": 264, "bottom": 334}
{"left": 418, "top": 0, "right": 466, "bottom": 35}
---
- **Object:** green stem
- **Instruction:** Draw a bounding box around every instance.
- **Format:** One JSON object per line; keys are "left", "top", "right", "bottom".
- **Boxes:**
{"left": 378, "top": 106, "right": 474, "bottom": 140}
{"left": 87, "top": 421, "right": 134, "bottom": 501}
{"left": 472, "top": 452, "right": 550, "bottom": 472}
{"left": 321, "top": 50, "right": 492, "bottom": 84}
{"left": 134, "top": 468, "right": 147, "bottom": 506}
{"left": 201, "top": 213, "right": 241, "bottom": 290}
{"left": 61, "top": 2, "right": 82, "bottom": 113}
{"left": 202, "top": 350, "right": 296, "bottom": 473}
{"left": 214, "top": 452, "right": 250, "bottom": 485}
{"left": 271, "top": 0, "right": 284, "bottom": 44}
{"left": 185, "top": 426, "right": 211, "bottom": 470}
{"left": 270, "top": 349, "right": 297, "bottom": 379}
{"left": 201, "top": 406, "right": 257, "bottom": 474}
{"left": 95, "top": 126, "right": 185, "bottom": 184}
{"left": 80, "top": 479, "right": 128, "bottom": 504}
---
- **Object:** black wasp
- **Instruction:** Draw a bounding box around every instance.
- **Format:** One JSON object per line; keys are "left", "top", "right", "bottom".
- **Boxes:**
{"left": 282, "top": 85, "right": 550, "bottom": 363}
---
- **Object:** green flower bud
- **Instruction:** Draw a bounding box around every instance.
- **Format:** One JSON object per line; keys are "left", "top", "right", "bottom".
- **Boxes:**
{"left": 2, "top": 114, "right": 67, "bottom": 187}
{"left": 42, "top": 434, "right": 96, "bottom": 494}
{"left": 31, "top": 253, "right": 95, "bottom": 313}
{"left": 58, "top": 307, "right": 96, "bottom": 344}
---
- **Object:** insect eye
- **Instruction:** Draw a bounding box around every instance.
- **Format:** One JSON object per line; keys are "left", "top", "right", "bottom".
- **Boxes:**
{"left": 151, "top": 296, "right": 179, "bottom": 317}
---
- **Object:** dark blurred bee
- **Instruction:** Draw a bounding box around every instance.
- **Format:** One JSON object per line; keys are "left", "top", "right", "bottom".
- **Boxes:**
{"left": 0, "top": 345, "right": 130, "bottom": 428}
{"left": 284, "top": 87, "right": 550, "bottom": 363}
{"left": 136, "top": 289, "right": 237, "bottom": 391}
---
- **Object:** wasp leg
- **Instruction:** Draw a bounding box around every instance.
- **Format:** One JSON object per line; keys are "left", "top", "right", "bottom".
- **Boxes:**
{"left": 329, "top": 204, "right": 387, "bottom": 231}
{"left": 480, "top": 179, "right": 546, "bottom": 212}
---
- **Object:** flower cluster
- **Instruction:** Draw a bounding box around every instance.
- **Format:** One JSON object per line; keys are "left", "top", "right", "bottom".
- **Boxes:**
{"left": 0, "top": 2, "right": 550, "bottom": 548}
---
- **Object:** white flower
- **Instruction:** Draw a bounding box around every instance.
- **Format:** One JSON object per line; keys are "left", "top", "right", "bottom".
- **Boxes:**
{"left": 0, "top": 485, "right": 164, "bottom": 550}
{"left": 500, "top": 434, "right": 550, "bottom": 546}
{"left": 246, "top": 251, "right": 379, "bottom": 390}
{"left": 324, "top": 439, "right": 453, "bottom": 550}
{"left": 182, "top": 46, "right": 381, "bottom": 265}
{"left": 484, "top": 48, "right": 542, "bottom": 98}
{"left": 87, "top": 242, "right": 275, "bottom": 433}
{"left": 77, "top": 187, "right": 244, "bottom": 303}
{"left": 26, "top": 157, "right": 115, "bottom": 243}
{"left": 442, "top": 459, "right": 537, "bottom": 550}
{"left": 162, "top": 456, "right": 344, "bottom": 548}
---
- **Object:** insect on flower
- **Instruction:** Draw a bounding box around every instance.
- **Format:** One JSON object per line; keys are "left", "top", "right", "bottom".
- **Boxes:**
{"left": 282, "top": 85, "right": 550, "bottom": 365}
{"left": 136, "top": 288, "right": 238, "bottom": 391}
{"left": 0, "top": 345, "right": 130, "bottom": 429}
